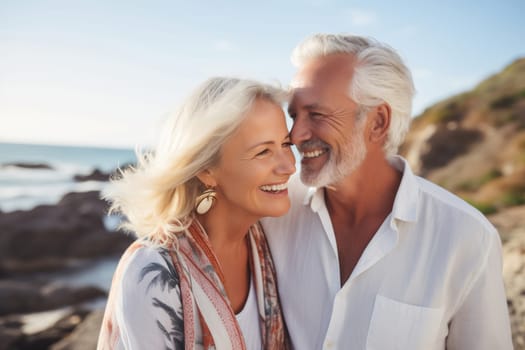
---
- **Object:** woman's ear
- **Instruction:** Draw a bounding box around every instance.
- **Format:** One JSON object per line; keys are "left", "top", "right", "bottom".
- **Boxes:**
{"left": 368, "top": 103, "right": 391, "bottom": 143}
{"left": 196, "top": 169, "right": 217, "bottom": 188}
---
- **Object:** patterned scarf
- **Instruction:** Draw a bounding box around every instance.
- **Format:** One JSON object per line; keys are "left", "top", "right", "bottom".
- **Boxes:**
{"left": 172, "top": 219, "right": 290, "bottom": 350}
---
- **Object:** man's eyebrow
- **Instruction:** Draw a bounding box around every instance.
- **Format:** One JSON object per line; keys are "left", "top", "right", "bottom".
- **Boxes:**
{"left": 288, "top": 103, "right": 331, "bottom": 114}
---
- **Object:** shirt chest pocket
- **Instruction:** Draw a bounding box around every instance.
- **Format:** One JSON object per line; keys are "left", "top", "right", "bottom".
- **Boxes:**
{"left": 366, "top": 295, "right": 444, "bottom": 350}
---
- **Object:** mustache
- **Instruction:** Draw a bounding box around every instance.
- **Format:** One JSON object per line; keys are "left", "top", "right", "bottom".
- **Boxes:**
{"left": 297, "top": 139, "right": 330, "bottom": 153}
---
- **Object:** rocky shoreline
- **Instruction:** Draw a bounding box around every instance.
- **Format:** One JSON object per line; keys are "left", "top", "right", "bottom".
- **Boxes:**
{"left": 0, "top": 190, "right": 133, "bottom": 350}
{"left": 0, "top": 187, "right": 523, "bottom": 349}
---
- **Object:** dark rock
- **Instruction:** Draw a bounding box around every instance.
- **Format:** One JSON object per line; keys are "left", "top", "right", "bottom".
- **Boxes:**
{"left": 51, "top": 310, "right": 104, "bottom": 350}
{"left": 419, "top": 126, "right": 483, "bottom": 175}
{"left": 0, "top": 191, "right": 133, "bottom": 274}
{"left": 73, "top": 162, "right": 136, "bottom": 183}
{"left": 1, "top": 258, "right": 81, "bottom": 275}
{"left": 69, "top": 231, "right": 135, "bottom": 259}
{"left": 13, "top": 307, "right": 91, "bottom": 350}
{"left": 1, "top": 162, "right": 54, "bottom": 170}
{"left": 73, "top": 169, "right": 109, "bottom": 182}
{"left": 0, "top": 315, "right": 24, "bottom": 329}
{"left": 0, "top": 327, "right": 22, "bottom": 350}
{"left": 0, "top": 280, "right": 106, "bottom": 316}
{"left": 57, "top": 191, "right": 109, "bottom": 217}
{"left": 17, "top": 330, "right": 64, "bottom": 350}
{"left": 0, "top": 280, "right": 44, "bottom": 315}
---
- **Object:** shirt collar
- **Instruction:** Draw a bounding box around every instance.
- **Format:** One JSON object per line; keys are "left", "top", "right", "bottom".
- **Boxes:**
{"left": 304, "top": 186, "right": 323, "bottom": 212}
{"left": 388, "top": 155, "right": 419, "bottom": 223}
{"left": 303, "top": 155, "right": 420, "bottom": 223}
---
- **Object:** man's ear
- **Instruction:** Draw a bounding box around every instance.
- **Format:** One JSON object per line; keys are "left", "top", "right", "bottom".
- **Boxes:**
{"left": 196, "top": 169, "right": 217, "bottom": 188}
{"left": 368, "top": 103, "right": 391, "bottom": 143}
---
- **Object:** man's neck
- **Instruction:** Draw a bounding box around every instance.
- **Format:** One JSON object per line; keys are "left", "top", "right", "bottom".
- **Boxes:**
{"left": 325, "top": 155, "right": 401, "bottom": 226}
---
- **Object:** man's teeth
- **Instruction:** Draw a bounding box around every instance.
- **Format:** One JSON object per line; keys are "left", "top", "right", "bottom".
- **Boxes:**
{"left": 302, "top": 149, "right": 326, "bottom": 158}
{"left": 260, "top": 183, "right": 288, "bottom": 192}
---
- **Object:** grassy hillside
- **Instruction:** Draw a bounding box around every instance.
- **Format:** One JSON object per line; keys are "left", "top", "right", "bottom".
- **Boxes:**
{"left": 400, "top": 58, "right": 525, "bottom": 214}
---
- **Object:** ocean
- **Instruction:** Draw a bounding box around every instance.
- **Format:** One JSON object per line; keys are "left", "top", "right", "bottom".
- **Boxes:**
{"left": 0, "top": 142, "right": 137, "bottom": 212}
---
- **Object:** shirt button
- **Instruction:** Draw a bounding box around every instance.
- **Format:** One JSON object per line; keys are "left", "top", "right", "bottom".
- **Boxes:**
{"left": 325, "top": 340, "right": 334, "bottom": 349}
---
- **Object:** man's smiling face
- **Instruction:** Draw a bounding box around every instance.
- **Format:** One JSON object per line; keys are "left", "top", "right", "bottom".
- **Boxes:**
{"left": 288, "top": 54, "right": 368, "bottom": 187}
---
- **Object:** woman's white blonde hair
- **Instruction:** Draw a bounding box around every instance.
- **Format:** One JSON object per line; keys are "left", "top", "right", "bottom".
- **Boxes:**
{"left": 105, "top": 77, "right": 287, "bottom": 245}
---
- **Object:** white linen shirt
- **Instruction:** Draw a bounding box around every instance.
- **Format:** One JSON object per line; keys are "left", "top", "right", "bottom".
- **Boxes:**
{"left": 261, "top": 156, "right": 513, "bottom": 350}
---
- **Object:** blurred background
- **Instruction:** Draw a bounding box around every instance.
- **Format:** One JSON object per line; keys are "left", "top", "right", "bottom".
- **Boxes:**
{"left": 1, "top": 0, "right": 524, "bottom": 349}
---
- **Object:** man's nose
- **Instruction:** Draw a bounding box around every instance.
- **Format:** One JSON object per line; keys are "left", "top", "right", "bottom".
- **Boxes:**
{"left": 290, "top": 116, "right": 312, "bottom": 146}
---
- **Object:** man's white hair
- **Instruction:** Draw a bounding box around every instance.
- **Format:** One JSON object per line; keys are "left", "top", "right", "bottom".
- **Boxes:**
{"left": 291, "top": 33, "right": 415, "bottom": 156}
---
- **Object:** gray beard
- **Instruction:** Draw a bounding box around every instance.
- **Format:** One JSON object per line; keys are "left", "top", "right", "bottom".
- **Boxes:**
{"left": 300, "top": 124, "right": 367, "bottom": 188}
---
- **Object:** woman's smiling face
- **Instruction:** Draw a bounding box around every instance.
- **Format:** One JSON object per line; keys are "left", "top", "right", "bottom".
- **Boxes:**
{"left": 206, "top": 98, "right": 296, "bottom": 221}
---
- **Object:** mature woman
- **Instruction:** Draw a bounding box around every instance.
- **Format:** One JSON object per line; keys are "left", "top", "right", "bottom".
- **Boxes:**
{"left": 97, "top": 78, "right": 295, "bottom": 349}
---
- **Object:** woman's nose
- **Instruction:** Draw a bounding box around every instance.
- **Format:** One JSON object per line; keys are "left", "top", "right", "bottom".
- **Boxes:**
{"left": 276, "top": 148, "right": 296, "bottom": 176}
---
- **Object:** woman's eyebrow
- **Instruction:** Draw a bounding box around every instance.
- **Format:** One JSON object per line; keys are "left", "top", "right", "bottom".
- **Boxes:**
{"left": 247, "top": 140, "right": 275, "bottom": 151}
{"left": 247, "top": 134, "right": 290, "bottom": 151}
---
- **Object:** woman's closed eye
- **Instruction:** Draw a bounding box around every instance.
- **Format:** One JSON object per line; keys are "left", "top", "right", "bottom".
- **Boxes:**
{"left": 255, "top": 148, "right": 271, "bottom": 158}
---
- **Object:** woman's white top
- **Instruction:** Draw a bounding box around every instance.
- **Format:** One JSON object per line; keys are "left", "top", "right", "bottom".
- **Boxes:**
{"left": 235, "top": 278, "right": 262, "bottom": 350}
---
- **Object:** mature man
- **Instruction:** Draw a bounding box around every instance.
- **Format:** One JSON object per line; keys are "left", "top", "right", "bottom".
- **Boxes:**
{"left": 262, "top": 34, "right": 512, "bottom": 349}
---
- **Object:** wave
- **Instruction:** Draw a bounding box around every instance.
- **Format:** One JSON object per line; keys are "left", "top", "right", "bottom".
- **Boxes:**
{"left": 0, "top": 180, "right": 108, "bottom": 212}
{"left": 0, "top": 142, "right": 136, "bottom": 212}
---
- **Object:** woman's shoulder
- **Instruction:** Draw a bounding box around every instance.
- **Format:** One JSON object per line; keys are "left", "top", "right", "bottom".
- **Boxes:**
{"left": 120, "top": 239, "right": 173, "bottom": 266}
{"left": 116, "top": 240, "right": 180, "bottom": 291}
{"left": 105, "top": 240, "right": 185, "bottom": 349}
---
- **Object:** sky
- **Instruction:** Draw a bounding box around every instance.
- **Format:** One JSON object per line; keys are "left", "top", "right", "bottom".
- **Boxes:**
{"left": 1, "top": 0, "right": 524, "bottom": 149}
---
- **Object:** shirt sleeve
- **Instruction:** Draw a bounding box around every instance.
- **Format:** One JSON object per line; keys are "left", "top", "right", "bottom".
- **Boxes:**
{"left": 446, "top": 230, "right": 513, "bottom": 350}
{"left": 114, "top": 247, "right": 185, "bottom": 350}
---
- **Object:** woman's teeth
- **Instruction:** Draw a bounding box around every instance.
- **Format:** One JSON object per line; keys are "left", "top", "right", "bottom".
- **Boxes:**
{"left": 260, "top": 183, "right": 288, "bottom": 192}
